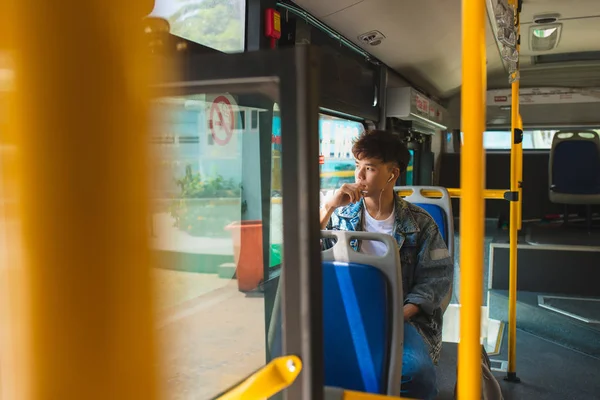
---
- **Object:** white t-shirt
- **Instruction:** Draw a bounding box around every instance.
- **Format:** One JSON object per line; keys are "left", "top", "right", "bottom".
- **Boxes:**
{"left": 360, "top": 205, "right": 395, "bottom": 256}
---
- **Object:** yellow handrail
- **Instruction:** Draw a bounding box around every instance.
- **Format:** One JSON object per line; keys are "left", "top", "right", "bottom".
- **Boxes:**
{"left": 333, "top": 390, "right": 414, "bottom": 400}
{"left": 457, "top": 0, "right": 486, "bottom": 397}
{"left": 507, "top": 0, "right": 522, "bottom": 382}
{"left": 215, "top": 355, "right": 302, "bottom": 400}
{"left": 2, "top": 1, "right": 158, "bottom": 399}
{"left": 396, "top": 188, "right": 509, "bottom": 200}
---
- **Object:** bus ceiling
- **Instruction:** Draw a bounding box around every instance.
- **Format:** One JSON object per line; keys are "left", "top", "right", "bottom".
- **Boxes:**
{"left": 288, "top": 0, "right": 600, "bottom": 101}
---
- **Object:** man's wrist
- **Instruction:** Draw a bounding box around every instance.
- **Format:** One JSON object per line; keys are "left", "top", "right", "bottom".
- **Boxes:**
{"left": 403, "top": 303, "right": 420, "bottom": 320}
{"left": 323, "top": 201, "right": 336, "bottom": 212}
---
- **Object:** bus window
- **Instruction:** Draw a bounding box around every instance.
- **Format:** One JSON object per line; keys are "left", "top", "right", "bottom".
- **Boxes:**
{"left": 457, "top": 130, "right": 596, "bottom": 150}
{"left": 319, "top": 114, "right": 365, "bottom": 192}
{"left": 150, "top": 0, "right": 246, "bottom": 53}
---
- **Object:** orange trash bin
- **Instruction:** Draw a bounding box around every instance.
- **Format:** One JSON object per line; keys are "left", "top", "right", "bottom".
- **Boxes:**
{"left": 225, "top": 220, "right": 264, "bottom": 292}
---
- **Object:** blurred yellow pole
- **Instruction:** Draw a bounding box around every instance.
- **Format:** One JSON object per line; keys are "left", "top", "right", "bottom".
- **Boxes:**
{"left": 2, "top": 0, "right": 158, "bottom": 399}
{"left": 457, "top": 0, "right": 486, "bottom": 397}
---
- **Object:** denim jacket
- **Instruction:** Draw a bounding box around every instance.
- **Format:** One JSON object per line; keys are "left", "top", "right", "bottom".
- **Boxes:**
{"left": 322, "top": 193, "right": 454, "bottom": 364}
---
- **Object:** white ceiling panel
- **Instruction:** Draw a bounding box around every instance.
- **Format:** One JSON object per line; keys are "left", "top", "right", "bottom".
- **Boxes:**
{"left": 521, "top": 18, "right": 600, "bottom": 56}
{"left": 290, "top": 0, "right": 365, "bottom": 18}
{"left": 319, "top": 0, "right": 463, "bottom": 97}
{"left": 519, "top": 0, "right": 600, "bottom": 22}
{"left": 292, "top": 0, "right": 600, "bottom": 99}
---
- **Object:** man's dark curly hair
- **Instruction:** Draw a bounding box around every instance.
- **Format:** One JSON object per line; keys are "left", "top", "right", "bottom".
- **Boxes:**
{"left": 352, "top": 129, "right": 411, "bottom": 173}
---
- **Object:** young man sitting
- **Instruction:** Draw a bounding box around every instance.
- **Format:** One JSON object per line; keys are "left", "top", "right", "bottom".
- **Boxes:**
{"left": 320, "top": 129, "right": 453, "bottom": 400}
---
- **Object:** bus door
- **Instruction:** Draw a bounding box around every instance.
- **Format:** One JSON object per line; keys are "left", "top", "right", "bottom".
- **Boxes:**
{"left": 149, "top": 46, "right": 323, "bottom": 400}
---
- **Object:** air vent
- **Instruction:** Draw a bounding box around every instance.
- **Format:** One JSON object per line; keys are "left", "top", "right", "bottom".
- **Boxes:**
{"left": 532, "top": 13, "right": 560, "bottom": 24}
{"left": 533, "top": 51, "right": 600, "bottom": 64}
{"left": 358, "top": 30, "right": 386, "bottom": 46}
{"left": 530, "top": 23, "right": 562, "bottom": 51}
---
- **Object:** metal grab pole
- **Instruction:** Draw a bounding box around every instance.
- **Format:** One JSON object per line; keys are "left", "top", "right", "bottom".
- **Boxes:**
{"left": 457, "top": 0, "right": 486, "bottom": 397}
{"left": 3, "top": 0, "right": 159, "bottom": 399}
{"left": 506, "top": 0, "right": 522, "bottom": 383}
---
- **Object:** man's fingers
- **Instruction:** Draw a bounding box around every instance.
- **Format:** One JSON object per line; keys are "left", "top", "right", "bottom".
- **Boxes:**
{"left": 342, "top": 187, "right": 355, "bottom": 203}
{"left": 347, "top": 190, "right": 355, "bottom": 203}
{"left": 339, "top": 184, "right": 365, "bottom": 204}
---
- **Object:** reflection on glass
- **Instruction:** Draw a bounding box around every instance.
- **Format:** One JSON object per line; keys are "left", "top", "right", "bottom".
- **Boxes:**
{"left": 406, "top": 149, "right": 415, "bottom": 185}
{"left": 150, "top": 0, "right": 246, "bottom": 53}
{"left": 318, "top": 115, "right": 365, "bottom": 204}
{"left": 270, "top": 103, "right": 282, "bottom": 270}
{"left": 149, "top": 92, "right": 275, "bottom": 399}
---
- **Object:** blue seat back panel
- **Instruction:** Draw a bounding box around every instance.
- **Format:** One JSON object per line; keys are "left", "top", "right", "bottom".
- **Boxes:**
{"left": 552, "top": 141, "right": 600, "bottom": 194}
{"left": 323, "top": 261, "right": 390, "bottom": 394}
{"left": 414, "top": 203, "right": 448, "bottom": 244}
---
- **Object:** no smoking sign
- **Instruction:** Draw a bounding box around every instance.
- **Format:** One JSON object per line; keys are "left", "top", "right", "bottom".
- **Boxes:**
{"left": 209, "top": 95, "right": 235, "bottom": 146}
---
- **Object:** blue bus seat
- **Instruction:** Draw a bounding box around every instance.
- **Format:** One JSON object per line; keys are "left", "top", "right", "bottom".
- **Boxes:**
{"left": 549, "top": 131, "right": 600, "bottom": 205}
{"left": 394, "top": 186, "right": 454, "bottom": 312}
{"left": 415, "top": 203, "right": 448, "bottom": 244}
{"left": 393, "top": 186, "right": 454, "bottom": 258}
{"left": 267, "top": 231, "right": 403, "bottom": 395}
{"left": 322, "top": 260, "right": 388, "bottom": 394}
{"left": 321, "top": 230, "right": 404, "bottom": 395}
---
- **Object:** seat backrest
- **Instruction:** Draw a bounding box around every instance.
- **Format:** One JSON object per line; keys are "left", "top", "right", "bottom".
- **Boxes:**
{"left": 393, "top": 186, "right": 454, "bottom": 259}
{"left": 549, "top": 131, "right": 600, "bottom": 195}
{"left": 394, "top": 186, "right": 454, "bottom": 313}
{"left": 321, "top": 230, "right": 403, "bottom": 396}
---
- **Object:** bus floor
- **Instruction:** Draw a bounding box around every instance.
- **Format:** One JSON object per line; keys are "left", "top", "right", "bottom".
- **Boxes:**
{"left": 449, "top": 219, "right": 508, "bottom": 307}
{"left": 435, "top": 327, "right": 600, "bottom": 400}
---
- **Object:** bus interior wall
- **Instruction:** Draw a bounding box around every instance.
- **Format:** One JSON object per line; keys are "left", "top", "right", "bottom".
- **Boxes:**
{"left": 439, "top": 151, "right": 600, "bottom": 222}
{"left": 280, "top": 15, "right": 380, "bottom": 122}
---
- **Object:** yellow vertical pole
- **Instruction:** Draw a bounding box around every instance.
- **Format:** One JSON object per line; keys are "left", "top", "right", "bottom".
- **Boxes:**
{"left": 458, "top": 0, "right": 486, "bottom": 397}
{"left": 3, "top": 1, "right": 158, "bottom": 399}
{"left": 506, "top": 0, "right": 522, "bottom": 383}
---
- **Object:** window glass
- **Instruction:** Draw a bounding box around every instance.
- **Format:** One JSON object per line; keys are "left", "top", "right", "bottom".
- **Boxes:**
{"left": 457, "top": 130, "right": 600, "bottom": 150}
{"left": 318, "top": 115, "right": 365, "bottom": 196}
{"left": 150, "top": 0, "right": 246, "bottom": 53}
{"left": 149, "top": 91, "right": 277, "bottom": 399}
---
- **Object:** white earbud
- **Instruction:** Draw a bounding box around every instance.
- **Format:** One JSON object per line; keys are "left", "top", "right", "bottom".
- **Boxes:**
{"left": 387, "top": 175, "right": 394, "bottom": 183}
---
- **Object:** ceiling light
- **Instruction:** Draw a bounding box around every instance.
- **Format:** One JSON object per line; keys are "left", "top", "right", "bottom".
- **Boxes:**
{"left": 530, "top": 23, "right": 562, "bottom": 51}
{"left": 533, "top": 27, "right": 557, "bottom": 38}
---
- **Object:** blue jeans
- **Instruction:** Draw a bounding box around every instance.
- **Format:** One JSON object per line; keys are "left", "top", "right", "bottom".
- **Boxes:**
{"left": 401, "top": 323, "right": 438, "bottom": 400}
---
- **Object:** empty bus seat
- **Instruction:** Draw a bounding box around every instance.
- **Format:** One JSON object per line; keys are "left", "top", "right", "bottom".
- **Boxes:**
{"left": 549, "top": 131, "right": 600, "bottom": 204}
{"left": 267, "top": 230, "right": 404, "bottom": 395}
{"left": 321, "top": 230, "right": 404, "bottom": 395}
{"left": 394, "top": 186, "right": 454, "bottom": 311}
{"left": 394, "top": 186, "right": 454, "bottom": 258}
